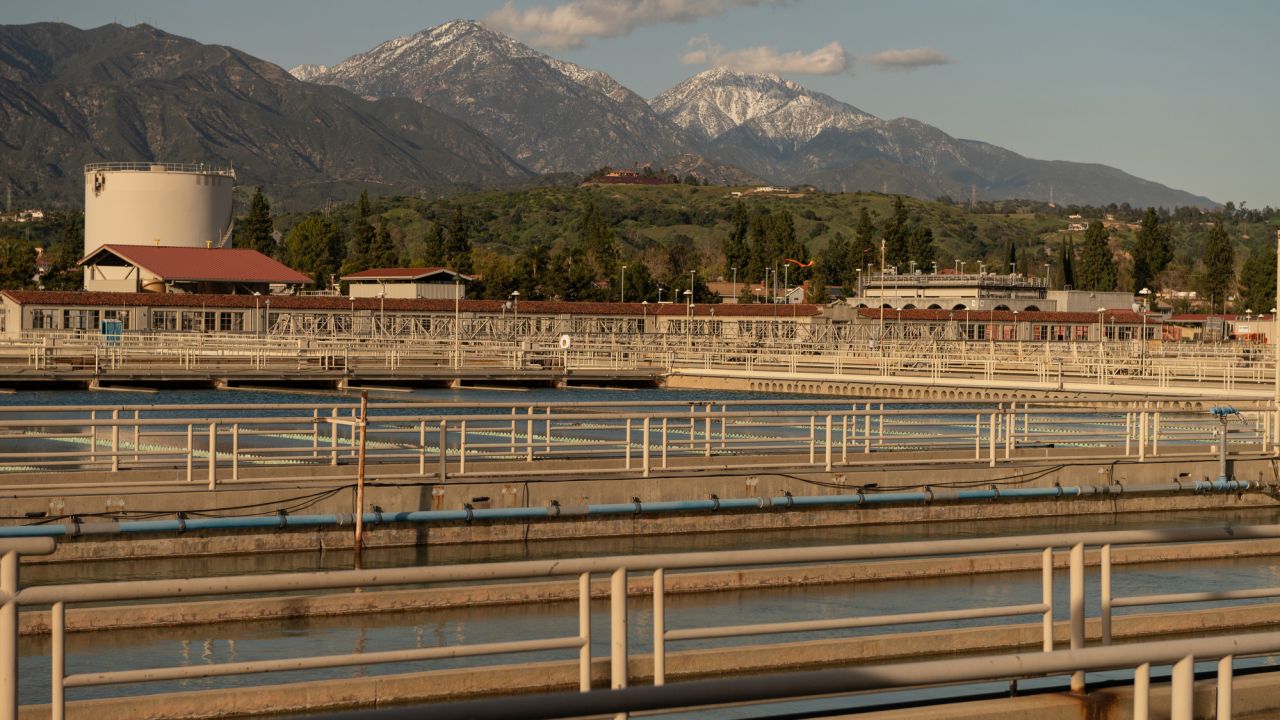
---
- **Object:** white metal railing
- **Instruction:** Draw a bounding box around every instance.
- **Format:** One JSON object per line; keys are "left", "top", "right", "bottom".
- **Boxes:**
{"left": 10, "top": 524, "right": 1280, "bottom": 719}
{"left": 0, "top": 399, "right": 1272, "bottom": 487}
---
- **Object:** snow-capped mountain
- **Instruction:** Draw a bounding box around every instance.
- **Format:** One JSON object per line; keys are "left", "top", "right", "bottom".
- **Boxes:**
{"left": 652, "top": 69, "right": 1213, "bottom": 207}
{"left": 303, "top": 19, "right": 688, "bottom": 173}
{"left": 287, "top": 64, "right": 328, "bottom": 82}
{"left": 652, "top": 68, "right": 876, "bottom": 147}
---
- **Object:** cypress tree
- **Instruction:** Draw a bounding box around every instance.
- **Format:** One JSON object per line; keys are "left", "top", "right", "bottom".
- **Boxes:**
{"left": 446, "top": 206, "right": 475, "bottom": 274}
{"left": 908, "top": 226, "right": 935, "bottom": 268}
{"left": 1078, "top": 220, "right": 1116, "bottom": 291}
{"left": 1131, "top": 208, "right": 1172, "bottom": 303}
{"left": 1198, "top": 221, "right": 1235, "bottom": 312}
{"left": 1237, "top": 245, "right": 1277, "bottom": 315}
{"left": 236, "top": 187, "right": 274, "bottom": 255}
{"left": 722, "top": 201, "right": 750, "bottom": 276}
{"left": 286, "top": 217, "right": 345, "bottom": 285}
{"left": 367, "top": 220, "right": 398, "bottom": 269}
{"left": 1059, "top": 238, "right": 1076, "bottom": 290}
{"left": 850, "top": 206, "right": 876, "bottom": 274}
{"left": 882, "top": 196, "right": 910, "bottom": 268}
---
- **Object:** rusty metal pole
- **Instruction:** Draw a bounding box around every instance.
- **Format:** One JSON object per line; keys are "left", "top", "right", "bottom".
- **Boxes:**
{"left": 354, "top": 391, "right": 368, "bottom": 567}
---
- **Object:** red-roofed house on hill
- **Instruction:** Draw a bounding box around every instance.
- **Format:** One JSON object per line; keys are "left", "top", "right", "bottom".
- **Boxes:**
{"left": 79, "top": 245, "right": 312, "bottom": 295}
{"left": 340, "top": 267, "right": 471, "bottom": 300}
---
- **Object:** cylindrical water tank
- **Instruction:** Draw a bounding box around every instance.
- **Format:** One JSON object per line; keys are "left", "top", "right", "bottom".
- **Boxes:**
{"left": 83, "top": 163, "right": 236, "bottom": 257}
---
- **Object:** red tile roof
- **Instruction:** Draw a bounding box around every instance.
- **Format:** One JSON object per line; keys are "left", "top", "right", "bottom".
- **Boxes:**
{"left": 0, "top": 291, "right": 823, "bottom": 318}
{"left": 80, "top": 245, "right": 312, "bottom": 285}
{"left": 340, "top": 267, "right": 463, "bottom": 281}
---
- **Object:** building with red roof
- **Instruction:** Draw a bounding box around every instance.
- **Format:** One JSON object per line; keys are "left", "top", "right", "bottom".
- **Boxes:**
{"left": 79, "top": 245, "right": 312, "bottom": 295}
{"left": 339, "top": 267, "right": 471, "bottom": 300}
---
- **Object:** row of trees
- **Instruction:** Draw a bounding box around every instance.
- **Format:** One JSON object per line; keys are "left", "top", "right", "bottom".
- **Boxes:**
{"left": 252, "top": 186, "right": 1276, "bottom": 312}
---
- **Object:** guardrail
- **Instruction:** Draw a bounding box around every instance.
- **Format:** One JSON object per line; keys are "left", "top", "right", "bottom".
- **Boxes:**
{"left": 0, "top": 332, "right": 1274, "bottom": 396}
{"left": 10, "top": 524, "right": 1280, "bottom": 719}
{"left": 0, "top": 399, "right": 1272, "bottom": 487}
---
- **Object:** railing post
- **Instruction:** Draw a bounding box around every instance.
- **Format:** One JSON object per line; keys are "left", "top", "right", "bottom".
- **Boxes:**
{"left": 1070, "top": 542, "right": 1085, "bottom": 692}
{"left": 808, "top": 415, "right": 816, "bottom": 465}
{"left": 1218, "top": 655, "right": 1233, "bottom": 720}
{"left": 1125, "top": 412, "right": 1133, "bottom": 456}
{"left": 824, "top": 415, "right": 833, "bottom": 471}
{"left": 330, "top": 408, "right": 338, "bottom": 466}
{"left": 207, "top": 422, "right": 217, "bottom": 490}
{"left": 312, "top": 408, "right": 319, "bottom": 460}
{"left": 864, "top": 404, "right": 871, "bottom": 454}
{"left": 610, "top": 566, "right": 629, "bottom": 716}
{"left": 661, "top": 418, "right": 668, "bottom": 469}
{"left": 1134, "top": 662, "right": 1150, "bottom": 720}
{"left": 231, "top": 423, "right": 240, "bottom": 482}
{"left": 527, "top": 406, "right": 535, "bottom": 462}
{"left": 624, "top": 418, "right": 632, "bottom": 470}
{"left": 841, "top": 414, "right": 848, "bottom": 464}
{"left": 111, "top": 408, "right": 120, "bottom": 472}
{"left": 988, "top": 412, "right": 997, "bottom": 468}
{"left": 186, "top": 424, "right": 193, "bottom": 482}
{"left": 51, "top": 601, "right": 65, "bottom": 720}
{"left": 1171, "top": 654, "right": 1194, "bottom": 720}
{"left": 459, "top": 420, "right": 467, "bottom": 475}
{"left": 133, "top": 409, "right": 140, "bottom": 462}
{"left": 642, "top": 417, "right": 651, "bottom": 478}
{"left": 579, "top": 572, "right": 592, "bottom": 692}
{"left": 510, "top": 408, "right": 517, "bottom": 455}
{"left": 974, "top": 413, "right": 981, "bottom": 460}
{"left": 0, "top": 550, "right": 18, "bottom": 720}
{"left": 1101, "top": 543, "right": 1112, "bottom": 645}
{"left": 1138, "top": 410, "right": 1147, "bottom": 462}
{"left": 653, "top": 568, "right": 665, "bottom": 686}
{"left": 1153, "top": 411, "right": 1160, "bottom": 456}
{"left": 704, "top": 404, "right": 712, "bottom": 458}
{"left": 1042, "top": 547, "right": 1054, "bottom": 651}
{"left": 419, "top": 420, "right": 426, "bottom": 476}
{"left": 546, "top": 407, "right": 552, "bottom": 453}
{"left": 438, "top": 419, "right": 448, "bottom": 482}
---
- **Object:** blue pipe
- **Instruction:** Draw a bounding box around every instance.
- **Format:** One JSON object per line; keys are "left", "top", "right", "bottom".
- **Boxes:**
{"left": 0, "top": 480, "right": 1251, "bottom": 538}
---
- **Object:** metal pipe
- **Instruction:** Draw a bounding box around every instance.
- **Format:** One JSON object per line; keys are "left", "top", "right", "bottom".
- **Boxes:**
{"left": 0, "top": 481, "right": 1253, "bottom": 539}
{"left": 0, "top": 551, "right": 16, "bottom": 720}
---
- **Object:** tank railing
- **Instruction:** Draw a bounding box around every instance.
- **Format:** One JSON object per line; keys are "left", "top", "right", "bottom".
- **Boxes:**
{"left": 13, "top": 524, "right": 1280, "bottom": 719}
{"left": 0, "top": 402, "right": 1271, "bottom": 488}
{"left": 82, "top": 162, "right": 234, "bottom": 175}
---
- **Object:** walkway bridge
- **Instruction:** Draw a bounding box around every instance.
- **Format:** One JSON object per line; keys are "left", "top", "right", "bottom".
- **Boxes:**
{"left": 7, "top": 523, "right": 1280, "bottom": 719}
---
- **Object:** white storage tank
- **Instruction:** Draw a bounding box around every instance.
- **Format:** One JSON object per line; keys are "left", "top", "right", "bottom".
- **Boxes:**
{"left": 83, "top": 163, "right": 236, "bottom": 257}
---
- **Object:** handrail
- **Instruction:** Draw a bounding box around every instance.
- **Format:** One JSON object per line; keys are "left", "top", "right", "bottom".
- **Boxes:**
{"left": 11, "top": 523, "right": 1280, "bottom": 718}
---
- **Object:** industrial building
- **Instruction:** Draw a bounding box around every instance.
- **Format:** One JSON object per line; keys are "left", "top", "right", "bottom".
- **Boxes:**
{"left": 856, "top": 270, "right": 1137, "bottom": 312}
{"left": 79, "top": 245, "right": 312, "bottom": 295}
{"left": 341, "top": 267, "right": 470, "bottom": 300}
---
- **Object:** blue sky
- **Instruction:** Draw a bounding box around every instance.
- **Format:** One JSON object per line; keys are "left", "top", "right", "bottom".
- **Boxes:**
{"left": 11, "top": 0, "right": 1278, "bottom": 208}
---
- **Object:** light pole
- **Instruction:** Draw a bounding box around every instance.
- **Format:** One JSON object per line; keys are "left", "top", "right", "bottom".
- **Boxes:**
{"left": 684, "top": 289, "right": 693, "bottom": 351}
{"left": 620, "top": 265, "right": 627, "bottom": 304}
{"left": 453, "top": 279, "right": 460, "bottom": 369}
{"left": 763, "top": 268, "right": 770, "bottom": 303}
{"left": 783, "top": 264, "right": 790, "bottom": 303}
{"left": 1138, "top": 288, "right": 1151, "bottom": 343}
{"left": 690, "top": 270, "right": 696, "bottom": 302}
{"left": 856, "top": 268, "right": 862, "bottom": 298}
{"left": 641, "top": 300, "right": 648, "bottom": 333}
{"left": 264, "top": 299, "right": 270, "bottom": 337}
{"left": 377, "top": 291, "right": 385, "bottom": 340}
{"left": 253, "top": 292, "right": 261, "bottom": 338}
{"left": 731, "top": 266, "right": 737, "bottom": 303}
{"left": 349, "top": 297, "right": 355, "bottom": 338}
{"left": 510, "top": 290, "right": 520, "bottom": 339}
{"left": 657, "top": 285, "right": 665, "bottom": 304}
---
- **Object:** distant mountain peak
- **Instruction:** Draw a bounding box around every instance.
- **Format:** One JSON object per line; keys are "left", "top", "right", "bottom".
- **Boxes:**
{"left": 304, "top": 19, "right": 686, "bottom": 172}
{"left": 653, "top": 67, "right": 876, "bottom": 145}
{"left": 288, "top": 63, "right": 328, "bottom": 81}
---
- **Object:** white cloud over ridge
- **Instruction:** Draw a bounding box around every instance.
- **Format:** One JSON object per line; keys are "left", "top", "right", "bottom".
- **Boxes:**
{"left": 484, "top": 0, "right": 782, "bottom": 50}
{"left": 861, "top": 47, "right": 951, "bottom": 71}
{"left": 681, "top": 35, "right": 850, "bottom": 75}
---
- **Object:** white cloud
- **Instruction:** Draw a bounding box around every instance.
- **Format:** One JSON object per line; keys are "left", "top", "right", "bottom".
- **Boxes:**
{"left": 861, "top": 47, "right": 951, "bottom": 71}
{"left": 681, "top": 35, "right": 850, "bottom": 75}
{"left": 484, "top": 0, "right": 783, "bottom": 50}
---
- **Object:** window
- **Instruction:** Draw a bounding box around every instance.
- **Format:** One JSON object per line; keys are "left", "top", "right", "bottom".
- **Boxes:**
{"left": 31, "top": 309, "right": 57, "bottom": 329}
{"left": 219, "top": 312, "right": 243, "bottom": 332}
{"left": 62, "top": 309, "right": 99, "bottom": 331}
{"left": 151, "top": 310, "right": 178, "bottom": 332}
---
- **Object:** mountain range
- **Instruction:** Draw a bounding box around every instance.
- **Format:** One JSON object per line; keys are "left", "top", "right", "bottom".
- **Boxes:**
{"left": 0, "top": 19, "right": 1214, "bottom": 209}
{"left": 0, "top": 22, "right": 531, "bottom": 207}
